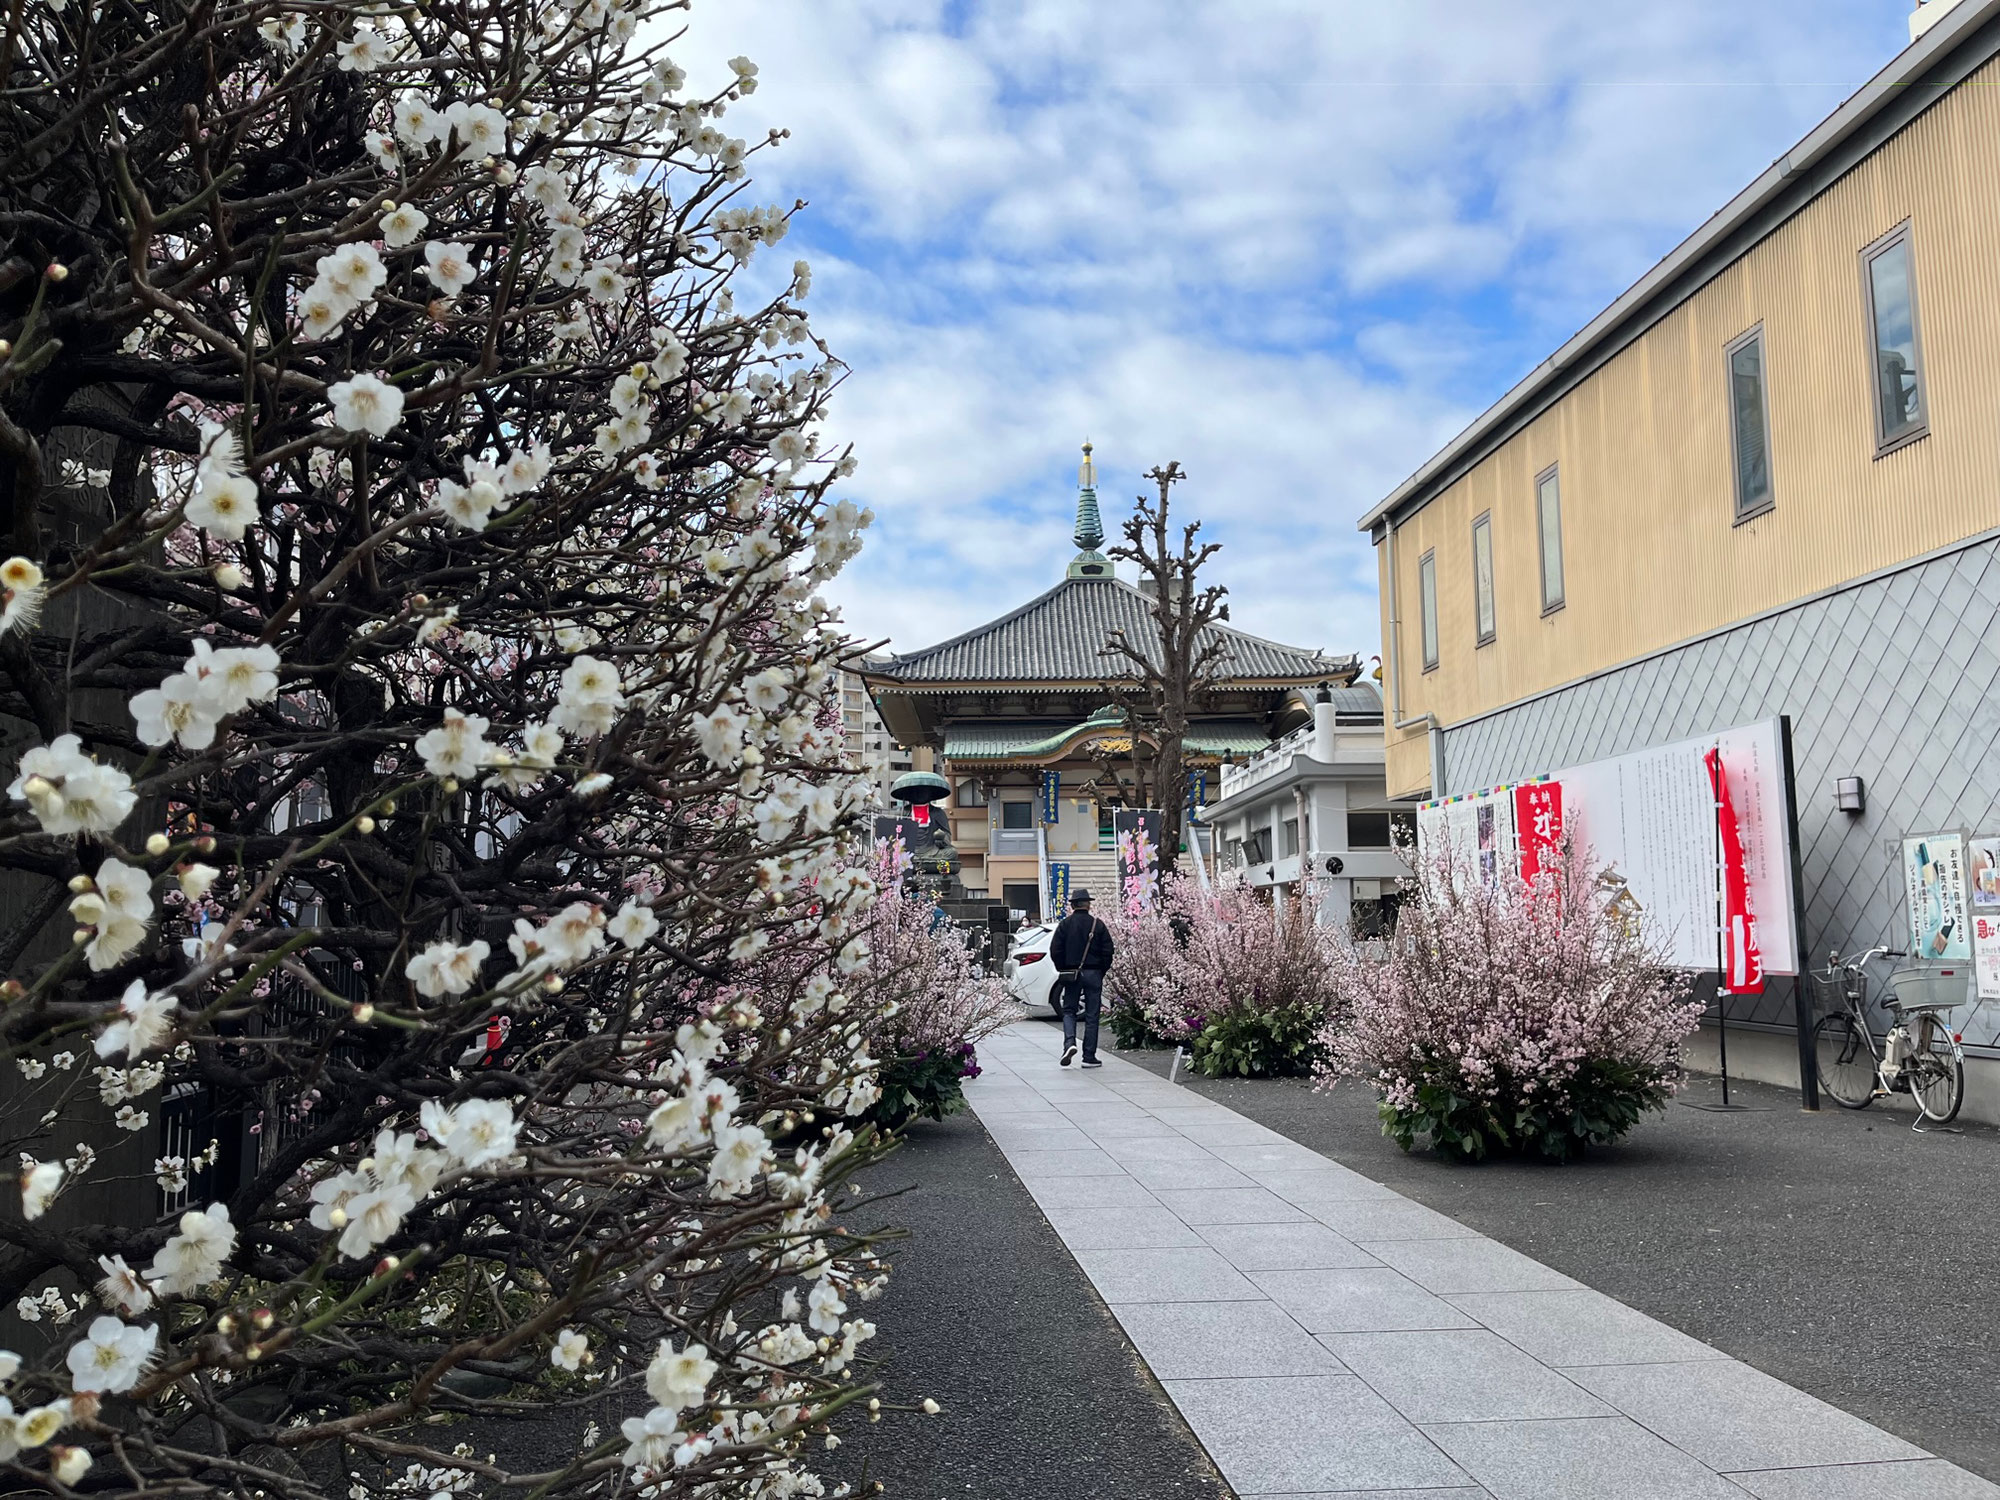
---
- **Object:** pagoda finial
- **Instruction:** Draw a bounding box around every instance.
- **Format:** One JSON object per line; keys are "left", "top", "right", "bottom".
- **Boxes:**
{"left": 1067, "top": 440, "right": 1110, "bottom": 579}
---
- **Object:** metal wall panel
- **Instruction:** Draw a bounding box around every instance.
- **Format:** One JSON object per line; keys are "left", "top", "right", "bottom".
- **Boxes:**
{"left": 1439, "top": 535, "right": 2000, "bottom": 1048}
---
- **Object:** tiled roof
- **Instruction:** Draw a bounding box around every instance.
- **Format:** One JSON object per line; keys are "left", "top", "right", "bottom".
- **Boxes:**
{"left": 874, "top": 577, "right": 1343, "bottom": 685}
{"left": 1328, "top": 682, "right": 1383, "bottom": 718}
{"left": 942, "top": 713, "right": 1273, "bottom": 763}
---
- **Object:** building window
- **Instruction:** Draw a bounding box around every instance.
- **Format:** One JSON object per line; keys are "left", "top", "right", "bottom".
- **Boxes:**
{"left": 1347, "top": 809, "right": 1416, "bottom": 849}
{"left": 1243, "top": 827, "right": 1273, "bottom": 865}
{"left": 1726, "top": 326, "right": 1774, "bottom": 518}
{"left": 1470, "top": 513, "right": 1496, "bottom": 645}
{"left": 1280, "top": 818, "right": 1300, "bottom": 858}
{"left": 1863, "top": 223, "right": 1927, "bottom": 451}
{"left": 1000, "top": 800, "right": 1033, "bottom": 830}
{"left": 1535, "top": 466, "right": 1563, "bottom": 613}
{"left": 1418, "top": 550, "right": 1439, "bottom": 671}
{"left": 1098, "top": 807, "right": 1116, "bottom": 850}
{"left": 955, "top": 781, "right": 988, "bottom": 807}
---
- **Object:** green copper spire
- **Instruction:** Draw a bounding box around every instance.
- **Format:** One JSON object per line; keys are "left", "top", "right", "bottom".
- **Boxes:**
{"left": 1067, "top": 441, "right": 1111, "bottom": 579}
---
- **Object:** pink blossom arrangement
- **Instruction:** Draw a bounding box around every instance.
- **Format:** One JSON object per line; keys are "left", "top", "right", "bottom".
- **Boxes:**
{"left": 1319, "top": 845, "right": 1703, "bottom": 1160}
{"left": 1107, "top": 874, "right": 1345, "bottom": 1075}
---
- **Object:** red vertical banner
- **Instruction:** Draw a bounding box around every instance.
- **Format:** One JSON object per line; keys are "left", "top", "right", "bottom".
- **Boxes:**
{"left": 911, "top": 803, "right": 930, "bottom": 826}
{"left": 1513, "top": 780, "right": 1563, "bottom": 884}
{"left": 1705, "top": 747, "right": 1764, "bottom": 994}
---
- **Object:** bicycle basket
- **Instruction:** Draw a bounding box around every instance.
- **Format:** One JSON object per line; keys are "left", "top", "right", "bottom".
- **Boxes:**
{"left": 1884, "top": 966, "right": 1967, "bottom": 1014}
{"left": 1809, "top": 968, "right": 1865, "bottom": 1017}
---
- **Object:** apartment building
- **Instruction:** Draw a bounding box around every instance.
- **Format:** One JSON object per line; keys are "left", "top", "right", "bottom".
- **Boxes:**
{"left": 1362, "top": 0, "right": 2000, "bottom": 1103}
{"left": 838, "top": 654, "right": 918, "bottom": 807}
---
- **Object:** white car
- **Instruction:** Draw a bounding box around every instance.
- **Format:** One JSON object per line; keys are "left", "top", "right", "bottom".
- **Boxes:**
{"left": 1003, "top": 922, "right": 1063, "bottom": 1017}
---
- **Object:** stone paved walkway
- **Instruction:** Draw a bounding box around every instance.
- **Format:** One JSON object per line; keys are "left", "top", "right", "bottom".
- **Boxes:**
{"left": 964, "top": 1022, "right": 2000, "bottom": 1500}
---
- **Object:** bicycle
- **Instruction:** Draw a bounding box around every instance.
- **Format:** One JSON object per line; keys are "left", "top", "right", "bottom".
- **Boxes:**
{"left": 1811, "top": 947, "right": 1966, "bottom": 1126}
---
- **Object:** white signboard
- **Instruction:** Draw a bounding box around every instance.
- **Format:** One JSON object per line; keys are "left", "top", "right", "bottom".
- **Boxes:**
{"left": 1417, "top": 719, "right": 1800, "bottom": 977}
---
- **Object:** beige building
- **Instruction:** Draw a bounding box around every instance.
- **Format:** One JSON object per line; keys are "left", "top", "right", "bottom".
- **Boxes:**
{"left": 1361, "top": 0, "right": 2000, "bottom": 1107}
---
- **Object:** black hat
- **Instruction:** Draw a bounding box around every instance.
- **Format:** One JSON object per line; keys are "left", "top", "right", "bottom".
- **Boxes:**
{"left": 1070, "top": 888, "right": 1093, "bottom": 905}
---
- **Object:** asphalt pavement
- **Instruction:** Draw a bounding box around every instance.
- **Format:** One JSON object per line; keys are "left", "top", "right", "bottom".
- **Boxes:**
{"left": 823, "top": 1107, "right": 1234, "bottom": 1500}
{"left": 1110, "top": 1025, "right": 2000, "bottom": 1481}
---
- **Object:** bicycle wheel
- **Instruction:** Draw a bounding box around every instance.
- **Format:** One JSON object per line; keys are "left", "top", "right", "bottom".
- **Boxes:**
{"left": 1907, "top": 1038, "right": 1964, "bottom": 1124}
{"left": 1813, "top": 1014, "right": 1876, "bottom": 1109}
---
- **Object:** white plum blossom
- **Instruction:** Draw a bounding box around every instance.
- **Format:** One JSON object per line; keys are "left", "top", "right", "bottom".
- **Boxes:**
{"left": 381, "top": 201, "right": 430, "bottom": 247}
{"left": 0, "top": 555, "right": 45, "bottom": 636}
{"left": 549, "top": 655, "right": 624, "bottom": 737}
{"left": 94, "top": 980, "right": 177, "bottom": 1059}
{"left": 445, "top": 100, "right": 507, "bottom": 158}
{"left": 414, "top": 708, "right": 496, "bottom": 779}
{"left": 423, "top": 241, "right": 479, "bottom": 296}
{"left": 420, "top": 1098, "right": 518, "bottom": 1168}
{"left": 95, "top": 1255, "right": 153, "bottom": 1316}
{"left": 19, "top": 1160, "right": 61, "bottom": 1220}
{"left": 706, "top": 1122, "right": 768, "bottom": 1197}
{"left": 148, "top": 1203, "right": 235, "bottom": 1296}
{"left": 337, "top": 1181, "right": 415, "bottom": 1259}
{"left": 645, "top": 1339, "right": 717, "bottom": 1414}
{"left": 328, "top": 372, "right": 405, "bottom": 436}
{"left": 405, "top": 938, "right": 490, "bottom": 997}
{"left": 9, "top": 734, "right": 137, "bottom": 834}
{"left": 336, "top": 25, "right": 390, "bottom": 72}
{"left": 71, "top": 857, "right": 153, "bottom": 972}
{"left": 129, "top": 672, "right": 221, "bottom": 750}
{"left": 66, "top": 1316, "right": 157, "bottom": 1394}
{"left": 620, "top": 1407, "right": 683, "bottom": 1470}
{"left": 551, "top": 1329, "right": 589, "bottom": 1371}
{"left": 607, "top": 900, "right": 658, "bottom": 950}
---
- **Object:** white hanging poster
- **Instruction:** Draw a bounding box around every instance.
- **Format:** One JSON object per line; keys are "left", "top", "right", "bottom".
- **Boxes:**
{"left": 1967, "top": 836, "right": 2000, "bottom": 1000}
{"left": 1902, "top": 833, "right": 1971, "bottom": 963}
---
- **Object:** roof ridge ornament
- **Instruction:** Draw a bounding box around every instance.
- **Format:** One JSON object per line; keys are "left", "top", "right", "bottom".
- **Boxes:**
{"left": 1068, "top": 439, "right": 1111, "bottom": 579}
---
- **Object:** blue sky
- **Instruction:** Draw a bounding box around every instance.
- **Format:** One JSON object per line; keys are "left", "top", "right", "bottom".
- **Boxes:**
{"left": 678, "top": 1, "right": 1914, "bottom": 663}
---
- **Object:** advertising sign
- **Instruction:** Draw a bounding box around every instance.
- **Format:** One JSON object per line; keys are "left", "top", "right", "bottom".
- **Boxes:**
{"left": 1114, "top": 809, "right": 1164, "bottom": 910}
{"left": 1903, "top": 833, "right": 1971, "bottom": 963}
{"left": 1513, "top": 780, "right": 1563, "bottom": 886}
{"left": 1970, "top": 837, "right": 2000, "bottom": 1001}
{"left": 1415, "top": 786, "right": 1517, "bottom": 892}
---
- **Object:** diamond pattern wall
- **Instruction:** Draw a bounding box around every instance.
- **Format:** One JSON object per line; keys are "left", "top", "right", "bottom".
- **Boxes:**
{"left": 1441, "top": 539, "right": 2000, "bottom": 1051}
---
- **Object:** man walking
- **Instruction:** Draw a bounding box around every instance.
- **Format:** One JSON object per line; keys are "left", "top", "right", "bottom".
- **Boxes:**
{"left": 1050, "top": 888, "right": 1115, "bottom": 1068}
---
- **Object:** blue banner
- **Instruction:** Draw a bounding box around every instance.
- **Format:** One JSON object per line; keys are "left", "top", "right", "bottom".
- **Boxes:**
{"left": 1187, "top": 768, "right": 1207, "bottom": 813}
{"left": 1040, "top": 769, "right": 1062, "bottom": 824}
{"left": 1047, "top": 861, "right": 1071, "bottom": 915}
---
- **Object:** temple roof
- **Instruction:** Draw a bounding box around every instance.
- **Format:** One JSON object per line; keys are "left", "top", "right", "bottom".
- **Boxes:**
{"left": 941, "top": 709, "right": 1274, "bottom": 764}
{"left": 868, "top": 575, "right": 1349, "bottom": 687}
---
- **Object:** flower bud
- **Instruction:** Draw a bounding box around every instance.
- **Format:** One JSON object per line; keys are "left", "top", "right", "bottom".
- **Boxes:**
{"left": 356, "top": 815, "right": 376, "bottom": 835}
{"left": 213, "top": 562, "right": 244, "bottom": 591}
{"left": 217, "top": 1314, "right": 236, "bottom": 1336}
{"left": 196, "top": 836, "right": 216, "bottom": 854}
{"left": 920, "top": 1398, "right": 941, "bottom": 1415}
{"left": 44, "top": 262, "right": 67, "bottom": 282}
{"left": 0, "top": 979, "right": 24, "bottom": 1000}
{"left": 252, "top": 1307, "right": 274, "bottom": 1330}
{"left": 382, "top": 800, "right": 397, "bottom": 815}
{"left": 52, "top": 1446, "right": 91, "bottom": 1485}
{"left": 441, "top": 779, "right": 459, "bottom": 795}
{"left": 0, "top": 339, "right": 12, "bottom": 358}
{"left": 352, "top": 1003, "right": 375, "bottom": 1024}
{"left": 67, "top": 874, "right": 93, "bottom": 893}
{"left": 327, "top": 1207, "right": 348, "bottom": 1227}
{"left": 145, "top": 832, "right": 170, "bottom": 856}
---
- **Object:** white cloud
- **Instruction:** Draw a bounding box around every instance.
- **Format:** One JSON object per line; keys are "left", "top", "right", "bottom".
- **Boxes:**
{"left": 677, "top": 1, "right": 1909, "bottom": 659}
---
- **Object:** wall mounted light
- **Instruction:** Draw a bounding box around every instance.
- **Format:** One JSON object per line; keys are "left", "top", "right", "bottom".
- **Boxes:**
{"left": 1834, "top": 776, "right": 1866, "bottom": 814}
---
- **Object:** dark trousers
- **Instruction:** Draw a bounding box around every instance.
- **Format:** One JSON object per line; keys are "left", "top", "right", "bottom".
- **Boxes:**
{"left": 1061, "top": 969, "right": 1106, "bottom": 1061}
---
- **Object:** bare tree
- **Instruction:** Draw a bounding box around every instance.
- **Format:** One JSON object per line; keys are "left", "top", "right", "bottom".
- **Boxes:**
{"left": 1103, "top": 463, "right": 1228, "bottom": 876}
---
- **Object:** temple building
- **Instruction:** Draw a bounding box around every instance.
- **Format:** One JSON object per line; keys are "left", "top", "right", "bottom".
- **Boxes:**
{"left": 864, "top": 446, "right": 1359, "bottom": 918}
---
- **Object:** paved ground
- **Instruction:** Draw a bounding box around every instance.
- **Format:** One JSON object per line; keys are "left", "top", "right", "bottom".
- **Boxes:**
{"left": 969, "top": 1020, "right": 2000, "bottom": 1499}
{"left": 822, "top": 1106, "right": 1233, "bottom": 1500}
{"left": 1104, "top": 1026, "right": 2000, "bottom": 1482}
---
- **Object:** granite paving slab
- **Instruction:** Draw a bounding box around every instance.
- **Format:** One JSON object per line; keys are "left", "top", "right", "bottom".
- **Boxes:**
{"left": 962, "top": 1025, "right": 1983, "bottom": 1500}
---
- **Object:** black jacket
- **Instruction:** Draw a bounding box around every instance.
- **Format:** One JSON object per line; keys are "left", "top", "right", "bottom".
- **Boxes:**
{"left": 1050, "top": 909, "right": 1115, "bottom": 973}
